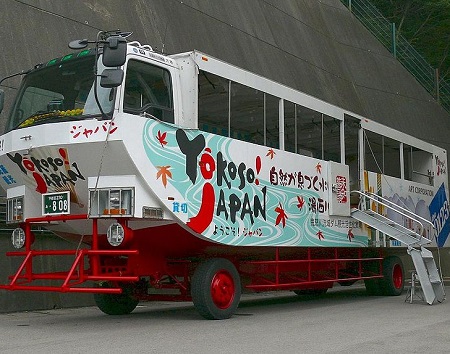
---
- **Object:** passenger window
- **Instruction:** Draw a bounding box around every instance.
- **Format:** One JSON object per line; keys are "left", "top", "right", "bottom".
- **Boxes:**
{"left": 123, "top": 60, "right": 174, "bottom": 123}
{"left": 322, "top": 114, "right": 341, "bottom": 162}
{"left": 383, "top": 137, "right": 401, "bottom": 178}
{"left": 403, "top": 144, "right": 433, "bottom": 185}
{"left": 198, "top": 72, "right": 229, "bottom": 137}
{"left": 230, "top": 82, "right": 264, "bottom": 144}
{"left": 364, "top": 130, "right": 385, "bottom": 174}
{"left": 284, "top": 101, "right": 296, "bottom": 153}
{"left": 296, "top": 105, "right": 323, "bottom": 159}
{"left": 364, "top": 130, "right": 401, "bottom": 179}
{"left": 265, "top": 94, "right": 279, "bottom": 148}
{"left": 198, "top": 71, "right": 278, "bottom": 146}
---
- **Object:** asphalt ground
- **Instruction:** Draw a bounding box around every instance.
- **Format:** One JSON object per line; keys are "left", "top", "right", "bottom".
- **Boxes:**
{"left": 0, "top": 283, "right": 449, "bottom": 353}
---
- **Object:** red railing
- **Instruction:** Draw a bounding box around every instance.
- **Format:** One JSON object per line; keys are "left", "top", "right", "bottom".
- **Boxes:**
{"left": 0, "top": 214, "right": 139, "bottom": 294}
{"left": 240, "top": 248, "right": 383, "bottom": 291}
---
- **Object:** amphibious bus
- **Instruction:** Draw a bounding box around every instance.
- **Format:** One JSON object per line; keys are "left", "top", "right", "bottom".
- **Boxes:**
{"left": 0, "top": 32, "right": 446, "bottom": 319}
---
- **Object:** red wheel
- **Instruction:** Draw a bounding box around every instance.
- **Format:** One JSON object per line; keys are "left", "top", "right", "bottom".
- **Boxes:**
{"left": 210, "top": 270, "right": 236, "bottom": 309}
{"left": 381, "top": 256, "right": 404, "bottom": 296}
{"left": 392, "top": 263, "right": 403, "bottom": 290}
{"left": 191, "top": 258, "right": 241, "bottom": 320}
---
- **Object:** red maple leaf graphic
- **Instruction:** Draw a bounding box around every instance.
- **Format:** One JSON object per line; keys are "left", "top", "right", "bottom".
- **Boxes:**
{"left": 156, "top": 165, "right": 172, "bottom": 187}
{"left": 156, "top": 130, "right": 168, "bottom": 148}
{"left": 275, "top": 203, "right": 288, "bottom": 227}
{"left": 316, "top": 230, "right": 324, "bottom": 240}
{"left": 315, "top": 163, "right": 322, "bottom": 174}
{"left": 266, "top": 149, "right": 276, "bottom": 159}
{"left": 296, "top": 196, "right": 305, "bottom": 210}
{"left": 347, "top": 229, "right": 354, "bottom": 241}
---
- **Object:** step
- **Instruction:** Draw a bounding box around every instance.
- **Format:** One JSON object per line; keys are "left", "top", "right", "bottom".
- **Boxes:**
{"left": 408, "top": 248, "right": 436, "bottom": 304}
{"left": 408, "top": 247, "right": 445, "bottom": 304}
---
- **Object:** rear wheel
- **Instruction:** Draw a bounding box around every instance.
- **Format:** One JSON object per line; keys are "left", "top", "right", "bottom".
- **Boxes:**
{"left": 364, "top": 278, "right": 382, "bottom": 295}
{"left": 364, "top": 258, "right": 382, "bottom": 295}
{"left": 380, "top": 255, "right": 404, "bottom": 296}
{"left": 191, "top": 258, "right": 241, "bottom": 320}
{"left": 94, "top": 282, "right": 139, "bottom": 315}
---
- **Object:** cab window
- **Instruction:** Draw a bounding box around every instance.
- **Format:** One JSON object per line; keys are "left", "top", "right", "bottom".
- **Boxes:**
{"left": 123, "top": 60, "right": 174, "bottom": 123}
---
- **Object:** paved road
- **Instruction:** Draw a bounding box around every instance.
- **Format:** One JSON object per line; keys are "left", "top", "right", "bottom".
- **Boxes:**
{"left": 1, "top": 284, "right": 449, "bottom": 353}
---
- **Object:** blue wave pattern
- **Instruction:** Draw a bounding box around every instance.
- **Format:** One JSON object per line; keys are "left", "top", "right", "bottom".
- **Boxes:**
{"left": 143, "top": 120, "right": 367, "bottom": 247}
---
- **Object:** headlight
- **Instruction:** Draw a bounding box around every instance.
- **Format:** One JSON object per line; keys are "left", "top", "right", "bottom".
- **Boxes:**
{"left": 11, "top": 228, "right": 26, "bottom": 249}
{"left": 107, "top": 222, "right": 125, "bottom": 247}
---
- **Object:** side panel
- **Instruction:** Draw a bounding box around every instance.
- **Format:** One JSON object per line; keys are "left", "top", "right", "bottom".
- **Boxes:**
{"left": 430, "top": 148, "right": 450, "bottom": 247}
{"left": 140, "top": 119, "right": 364, "bottom": 247}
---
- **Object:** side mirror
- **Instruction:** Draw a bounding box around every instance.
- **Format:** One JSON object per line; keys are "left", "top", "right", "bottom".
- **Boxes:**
{"left": 68, "top": 39, "right": 89, "bottom": 50}
{"left": 0, "top": 89, "right": 4, "bottom": 114}
{"left": 100, "top": 68, "right": 124, "bottom": 88}
{"left": 102, "top": 36, "right": 127, "bottom": 67}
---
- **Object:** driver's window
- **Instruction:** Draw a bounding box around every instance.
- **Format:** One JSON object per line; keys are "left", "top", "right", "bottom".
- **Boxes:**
{"left": 123, "top": 60, "right": 174, "bottom": 123}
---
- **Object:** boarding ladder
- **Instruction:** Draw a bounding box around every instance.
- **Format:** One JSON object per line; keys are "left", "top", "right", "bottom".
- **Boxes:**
{"left": 350, "top": 190, "right": 445, "bottom": 304}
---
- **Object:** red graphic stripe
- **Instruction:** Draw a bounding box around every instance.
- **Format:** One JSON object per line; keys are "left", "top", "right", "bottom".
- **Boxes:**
{"left": 187, "top": 183, "right": 215, "bottom": 234}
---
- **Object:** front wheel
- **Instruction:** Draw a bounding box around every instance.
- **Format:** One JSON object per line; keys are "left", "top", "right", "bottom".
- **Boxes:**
{"left": 191, "top": 258, "right": 241, "bottom": 320}
{"left": 94, "top": 282, "right": 139, "bottom": 315}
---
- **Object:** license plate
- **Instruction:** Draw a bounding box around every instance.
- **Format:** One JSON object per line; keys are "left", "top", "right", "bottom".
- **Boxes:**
{"left": 42, "top": 191, "right": 70, "bottom": 215}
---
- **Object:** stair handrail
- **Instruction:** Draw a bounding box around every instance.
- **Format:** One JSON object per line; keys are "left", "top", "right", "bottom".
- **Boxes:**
{"left": 351, "top": 190, "right": 437, "bottom": 243}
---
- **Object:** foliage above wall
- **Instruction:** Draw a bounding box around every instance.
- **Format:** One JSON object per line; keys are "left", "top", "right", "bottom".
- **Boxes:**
{"left": 371, "top": 0, "right": 450, "bottom": 79}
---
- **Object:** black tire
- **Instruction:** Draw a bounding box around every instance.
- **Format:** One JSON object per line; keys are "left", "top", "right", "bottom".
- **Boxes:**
{"left": 364, "top": 278, "right": 382, "bottom": 295}
{"left": 94, "top": 282, "right": 139, "bottom": 315}
{"left": 293, "top": 288, "right": 328, "bottom": 296}
{"left": 191, "top": 258, "right": 241, "bottom": 320}
{"left": 380, "top": 255, "right": 404, "bottom": 296}
{"left": 363, "top": 258, "right": 382, "bottom": 295}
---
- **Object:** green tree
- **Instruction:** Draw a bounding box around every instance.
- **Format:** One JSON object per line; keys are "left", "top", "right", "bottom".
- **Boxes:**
{"left": 371, "top": 0, "right": 450, "bottom": 79}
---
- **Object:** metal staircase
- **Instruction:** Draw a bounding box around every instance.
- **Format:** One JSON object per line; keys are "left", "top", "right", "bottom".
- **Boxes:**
{"left": 351, "top": 190, "right": 445, "bottom": 304}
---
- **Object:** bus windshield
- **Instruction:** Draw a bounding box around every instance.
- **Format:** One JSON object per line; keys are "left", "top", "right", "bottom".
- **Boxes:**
{"left": 5, "top": 52, "right": 115, "bottom": 132}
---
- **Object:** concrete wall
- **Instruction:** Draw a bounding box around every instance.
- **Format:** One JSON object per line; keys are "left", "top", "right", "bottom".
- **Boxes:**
{"left": 1, "top": 0, "right": 449, "bottom": 311}
{"left": 0, "top": 231, "right": 94, "bottom": 312}
{"left": 1, "top": 0, "right": 449, "bottom": 143}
